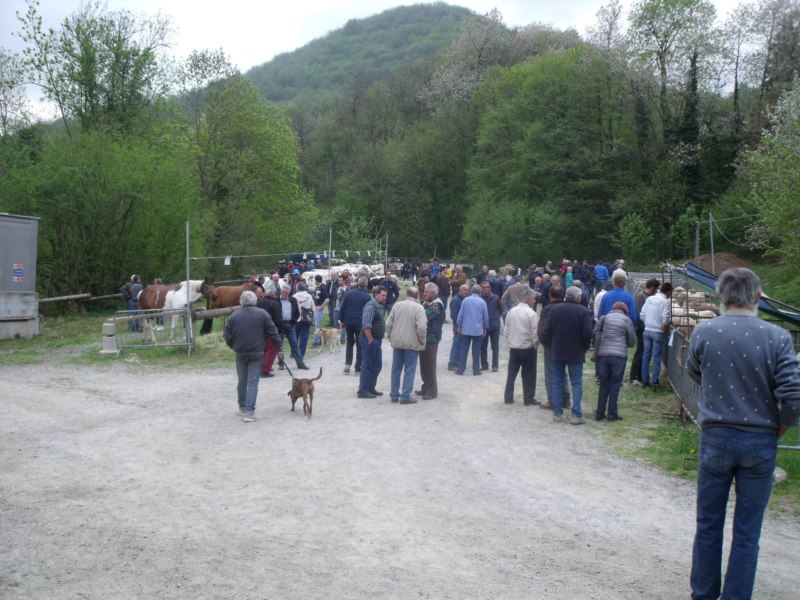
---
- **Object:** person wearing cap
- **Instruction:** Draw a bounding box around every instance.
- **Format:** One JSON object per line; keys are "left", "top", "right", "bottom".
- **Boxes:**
{"left": 594, "top": 301, "right": 636, "bottom": 421}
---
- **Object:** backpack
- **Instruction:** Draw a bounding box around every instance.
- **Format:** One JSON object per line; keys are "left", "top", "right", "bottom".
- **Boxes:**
{"left": 300, "top": 306, "right": 314, "bottom": 324}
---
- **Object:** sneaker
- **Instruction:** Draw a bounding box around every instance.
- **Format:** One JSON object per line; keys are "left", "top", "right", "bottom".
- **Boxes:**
{"left": 627, "top": 380, "right": 642, "bottom": 387}
{"left": 454, "top": 370, "right": 464, "bottom": 376}
{"left": 608, "top": 415, "right": 624, "bottom": 422}
{"left": 238, "top": 408, "right": 247, "bottom": 416}
{"left": 243, "top": 413, "right": 258, "bottom": 423}
{"left": 399, "top": 398, "right": 417, "bottom": 404}
{"left": 491, "top": 367, "right": 498, "bottom": 372}
{"left": 343, "top": 365, "right": 351, "bottom": 374}
{"left": 447, "top": 366, "right": 456, "bottom": 371}
{"left": 390, "top": 397, "right": 400, "bottom": 403}
{"left": 553, "top": 414, "right": 563, "bottom": 423}
{"left": 570, "top": 416, "right": 585, "bottom": 425}
{"left": 539, "top": 402, "right": 552, "bottom": 410}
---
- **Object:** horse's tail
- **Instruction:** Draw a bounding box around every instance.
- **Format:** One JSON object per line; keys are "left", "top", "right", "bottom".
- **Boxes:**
{"left": 311, "top": 367, "right": 323, "bottom": 382}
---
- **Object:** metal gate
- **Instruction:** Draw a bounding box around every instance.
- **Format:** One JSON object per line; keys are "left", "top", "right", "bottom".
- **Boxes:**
{"left": 105, "top": 307, "right": 195, "bottom": 355}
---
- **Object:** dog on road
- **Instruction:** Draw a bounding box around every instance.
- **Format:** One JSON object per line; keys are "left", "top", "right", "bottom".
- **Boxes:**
{"left": 288, "top": 367, "right": 323, "bottom": 418}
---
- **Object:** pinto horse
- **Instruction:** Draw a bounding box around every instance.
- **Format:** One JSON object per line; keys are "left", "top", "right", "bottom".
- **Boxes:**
{"left": 199, "top": 281, "right": 257, "bottom": 335}
{"left": 138, "top": 278, "right": 216, "bottom": 342}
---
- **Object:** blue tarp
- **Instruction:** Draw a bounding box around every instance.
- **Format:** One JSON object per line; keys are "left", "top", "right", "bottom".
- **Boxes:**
{"left": 674, "top": 262, "right": 800, "bottom": 328}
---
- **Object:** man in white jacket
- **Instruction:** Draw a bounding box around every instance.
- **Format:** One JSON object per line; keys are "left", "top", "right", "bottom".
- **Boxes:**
{"left": 639, "top": 281, "right": 673, "bottom": 387}
{"left": 385, "top": 287, "right": 427, "bottom": 404}
{"left": 503, "top": 288, "right": 540, "bottom": 405}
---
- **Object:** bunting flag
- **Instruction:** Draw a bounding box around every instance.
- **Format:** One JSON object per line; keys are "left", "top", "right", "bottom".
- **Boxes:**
{"left": 367, "top": 251, "right": 371, "bottom": 257}
{"left": 224, "top": 256, "right": 232, "bottom": 266}
{"left": 303, "top": 252, "right": 307, "bottom": 260}
{"left": 332, "top": 251, "right": 335, "bottom": 258}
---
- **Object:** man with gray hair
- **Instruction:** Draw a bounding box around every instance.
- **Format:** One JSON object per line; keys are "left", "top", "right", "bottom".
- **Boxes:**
{"left": 597, "top": 269, "right": 637, "bottom": 325}
{"left": 385, "top": 286, "right": 427, "bottom": 404}
{"left": 418, "top": 282, "right": 446, "bottom": 399}
{"left": 687, "top": 268, "right": 800, "bottom": 600}
{"left": 503, "top": 287, "right": 540, "bottom": 405}
{"left": 538, "top": 285, "right": 593, "bottom": 423}
{"left": 224, "top": 290, "right": 284, "bottom": 422}
{"left": 456, "top": 284, "right": 489, "bottom": 376}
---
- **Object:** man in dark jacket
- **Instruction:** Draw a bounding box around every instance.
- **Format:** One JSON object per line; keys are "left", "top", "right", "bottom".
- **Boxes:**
{"left": 447, "top": 284, "right": 469, "bottom": 370}
{"left": 224, "top": 290, "right": 284, "bottom": 422}
{"left": 479, "top": 280, "right": 502, "bottom": 372}
{"left": 417, "top": 282, "right": 445, "bottom": 400}
{"left": 256, "top": 284, "right": 284, "bottom": 378}
{"left": 339, "top": 277, "right": 371, "bottom": 374}
{"left": 434, "top": 271, "right": 451, "bottom": 322}
{"left": 538, "top": 286, "right": 593, "bottom": 424}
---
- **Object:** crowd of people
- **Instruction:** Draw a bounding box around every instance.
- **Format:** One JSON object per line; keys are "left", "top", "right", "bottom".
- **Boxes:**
{"left": 207, "top": 256, "right": 800, "bottom": 600}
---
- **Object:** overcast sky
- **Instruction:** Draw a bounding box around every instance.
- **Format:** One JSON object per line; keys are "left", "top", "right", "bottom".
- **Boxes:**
{"left": 2, "top": 0, "right": 740, "bottom": 117}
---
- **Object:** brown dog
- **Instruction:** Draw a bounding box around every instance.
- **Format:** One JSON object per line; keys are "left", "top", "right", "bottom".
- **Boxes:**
{"left": 316, "top": 327, "right": 342, "bottom": 353}
{"left": 288, "top": 367, "right": 323, "bottom": 418}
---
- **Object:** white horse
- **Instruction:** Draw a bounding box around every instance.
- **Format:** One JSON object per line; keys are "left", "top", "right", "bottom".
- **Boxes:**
{"left": 138, "top": 278, "right": 216, "bottom": 343}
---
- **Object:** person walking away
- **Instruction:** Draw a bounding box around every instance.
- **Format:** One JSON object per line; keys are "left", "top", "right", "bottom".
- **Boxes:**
{"left": 224, "top": 290, "right": 284, "bottom": 422}
{"left": 537, "top": 286, "right": 571, "bottom": 411}
{"left": 538, "top": 286, "right": 592, "bottom": 424}
{"left": 385, "top": 287, "right": 426, "bottom": 404}
{"left": 480, "top": 281, "right": 502, "bottom": 372}
{"left": 418, "top": 282, "right": 445, "bottom": 400}
{"left": 293, "top": 282, "right": 314, "bottom": 364}
{"left": 629, "top": 278, "right": 659, "bottom": 386}
{"left": 448, "top": 284, "right": 469, "bottom": 371}
{"left": 687, "top": 268, "right": 800, "bottom": 600}
{"left": 456, "top": 284, "right": 489, "bottom": 376}
{"left": 640, "top": 281, "right": 672, "bottom": 387}
{"left": 503, "top": 288, "right": 540, "bottom": 405}
{"left": 340, "top": 277, "right": 371, "bottom": 374}
{"left": 594, "top": 302, "right": 635, "bottom": 421}
{"left": 128, "top": 275, "right": 143, "bottom": 333}
{"left": 357, "top": 286, "right": 388, "bottom": 398}
{"left": 332, "top": 276, "right": 347, "bottom": 343}
{"left": 597, "top": 269, "right": 637, "bottom": 326}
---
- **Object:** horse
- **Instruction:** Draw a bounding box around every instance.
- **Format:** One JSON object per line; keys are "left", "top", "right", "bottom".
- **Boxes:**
{"left": 138, "top": 278, "right": 216, "bottom": 343}
{"left": 198, "top": 281, "right": 257, "bottom": 335}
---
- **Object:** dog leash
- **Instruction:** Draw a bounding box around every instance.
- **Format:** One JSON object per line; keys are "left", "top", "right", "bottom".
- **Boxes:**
{"left": 279, "top": 357, "right": 294, "bottom": 378}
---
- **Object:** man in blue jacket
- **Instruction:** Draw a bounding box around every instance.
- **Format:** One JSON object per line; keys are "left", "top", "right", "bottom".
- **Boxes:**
{"left": 456, "top": 284, "right": 489, "bottom": 376}
{"left": 339, "top": 277, "right": 371, "bottom": 375}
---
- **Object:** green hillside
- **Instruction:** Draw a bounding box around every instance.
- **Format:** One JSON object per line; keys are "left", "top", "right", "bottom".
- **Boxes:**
{"left": 245, "top": 3, "right": 474, "bottom": 104}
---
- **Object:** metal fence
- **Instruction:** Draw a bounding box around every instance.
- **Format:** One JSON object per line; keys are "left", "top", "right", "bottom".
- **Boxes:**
{"left": 107, "top": 307, "right": 194, "bottom": 355}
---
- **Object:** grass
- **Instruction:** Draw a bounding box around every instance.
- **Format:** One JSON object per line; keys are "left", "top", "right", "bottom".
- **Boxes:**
{"left": 0, "top": 311, "right": 235, "bottom": 369}
{"left": 584, "top": 374, "right": 800, "bottom": 515}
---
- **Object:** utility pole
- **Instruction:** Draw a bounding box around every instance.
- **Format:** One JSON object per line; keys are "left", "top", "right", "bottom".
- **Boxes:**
{"left": 709, "top": 213, "right": 715, "bottom": 274}
{"left": 694, "top": 220, "right": 700, "bottom": 264}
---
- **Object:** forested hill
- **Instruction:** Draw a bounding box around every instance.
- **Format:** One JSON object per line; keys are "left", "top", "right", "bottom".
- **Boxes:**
{"left": 245, "top": 3, "right": 473, "bottom": 103}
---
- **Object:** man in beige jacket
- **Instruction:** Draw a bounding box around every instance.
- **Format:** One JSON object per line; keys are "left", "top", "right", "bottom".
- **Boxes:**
{"left": 385, "top": 287, "right": 427, "bottom": 404}
{"left": 503, "top": 288, "right": 540, "bottom": 405}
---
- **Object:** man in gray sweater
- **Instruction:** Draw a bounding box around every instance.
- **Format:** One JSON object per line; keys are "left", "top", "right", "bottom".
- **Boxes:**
{"left": 224, "top": 290, "right": 284, "bottom": 422}
{"left": 687, "top": 268, "right": 800, "bottom": 600}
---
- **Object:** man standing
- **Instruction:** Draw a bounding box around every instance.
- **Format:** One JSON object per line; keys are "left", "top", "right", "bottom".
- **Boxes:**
{"left": 386, "top": 287, "right": 427, "bottom": 404}
{"left": 594, "top": 260, "right": 609, "bottom": 295}
{"left": 278, "top": 285, "right": 308, "bottom": 370}
{"left": 339, "top": 277, "right": 370, "bottom": 374}
{"left": 378, "top": 271, "right": 400, "bottom": 313}
{"left": 503, "top": 288, "right": 540, "bottom": 405}
{"left": 357, "top": 286, "right": 388, "bottom": 399}
{"left": 311, "top": 274, "right": 330, "bottom": 347}
{"left": 640, "top": 281, "right": 672, "bottom": 387}
{"left": 687, "top": 268, "right": 800, "bottom": 600}
{"left": 539, "top": 286, "right": 592, "bottom": 424}
{"left": 628, "top": 278, "right": 659, "bottom": 386}
{"left": 224, "top": 290, "right": 284, "bottom": 422}
{"left": 500, "top": 275, "right": 530, "bottom": 316}
{"left": 537, "top": 286, "right": 570, "bottom": 411}
{"left": 456, "top": 284, "right": 489, "bottom": 376}
{"left": 434, "top": 270, "right": 451, "bottom": 322}
{"left": 449, "top": 264, "right": 467, "bottom": 298}
{"left": 448, "top": 284, "right": 469, "bottom": 371}
{"left": 597, "top": 269, "right": 637, "bottom": 326}
{"left": 480, "top": 280, "right": 502, "bottom": 372}
{"left": 418, "top": 282, "right": 445, "bottom": 400}
{"left": 256, "top": 285, "right": 283, "bottom": 378}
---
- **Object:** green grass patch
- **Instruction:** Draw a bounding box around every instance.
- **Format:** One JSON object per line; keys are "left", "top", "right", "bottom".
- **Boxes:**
{"left": 586, "top": 374, "right": 800, "bottom": 514}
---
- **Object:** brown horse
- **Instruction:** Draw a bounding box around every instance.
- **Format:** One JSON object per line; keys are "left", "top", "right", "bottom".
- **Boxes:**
{"left": 199, "top": 281, "right": 258, "bottom": 335}
{"left": 138, "top": 278, "right": 216, "bottom": 342}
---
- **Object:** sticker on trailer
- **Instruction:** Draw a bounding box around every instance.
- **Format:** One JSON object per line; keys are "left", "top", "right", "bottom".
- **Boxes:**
{"left": 13, "top": 264, "right": 24, "bottom": 282}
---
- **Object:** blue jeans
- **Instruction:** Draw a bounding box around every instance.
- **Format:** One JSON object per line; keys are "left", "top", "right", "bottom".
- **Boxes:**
{"left": 235, "top": 352, "right": 262, "bottom": 414}
{"left": 691, "top": 427, "right": 777, "bottom": 600}
{"left": 543, "top": 346, "right": 570, "bottom": 404}
{"left": 281, "top": 322, "right": 303, "bottom": 366}
{"left": 596, "top": 355, "right": 627, "bottom": 418}
{"left": 333, "top": 309, "right": 346, "bottom": 342}
{"left": 357, "top": 335, "right": 382, "bottom": 395}
{"left": 642, "top": 329, "right": 664, "bottom": 385}
{"left": 448, "top": 330, "right": 461, "bottom": 369}
{"left": 312, "top": 308, "right": 325, "bottom": 345}
{"left": 295, "top": 322, "right": 310, "bottom": 361}
{"left": 458, "top": 334, "right": 482, "bottom": 374}
{"left": 551, "top": 360, "right": 583, "bottom": 417}
{"left": 391, "top": 348, "right": 418, "bottom": 401}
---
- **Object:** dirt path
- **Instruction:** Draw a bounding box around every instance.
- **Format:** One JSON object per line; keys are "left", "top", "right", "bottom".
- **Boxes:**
{"left": 1, "top": 326, "right": 798, "bottom": 599}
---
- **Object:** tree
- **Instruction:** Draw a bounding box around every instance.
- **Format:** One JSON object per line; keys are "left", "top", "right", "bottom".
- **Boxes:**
{"left": 0, "top": 49, "right": 31, "bottom": 136}
{"left": 17, "top": 0, "right": 174, "bottom": 134}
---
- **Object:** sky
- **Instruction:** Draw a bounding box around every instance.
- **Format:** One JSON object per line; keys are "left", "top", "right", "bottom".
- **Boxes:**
{"left": 1, "top": 0, "right": 741, "bottom": 117}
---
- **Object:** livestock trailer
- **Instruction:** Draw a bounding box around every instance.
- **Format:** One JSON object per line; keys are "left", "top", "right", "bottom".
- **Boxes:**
{"left": 0, "top": 213, "right": 39, "bottom": 340}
